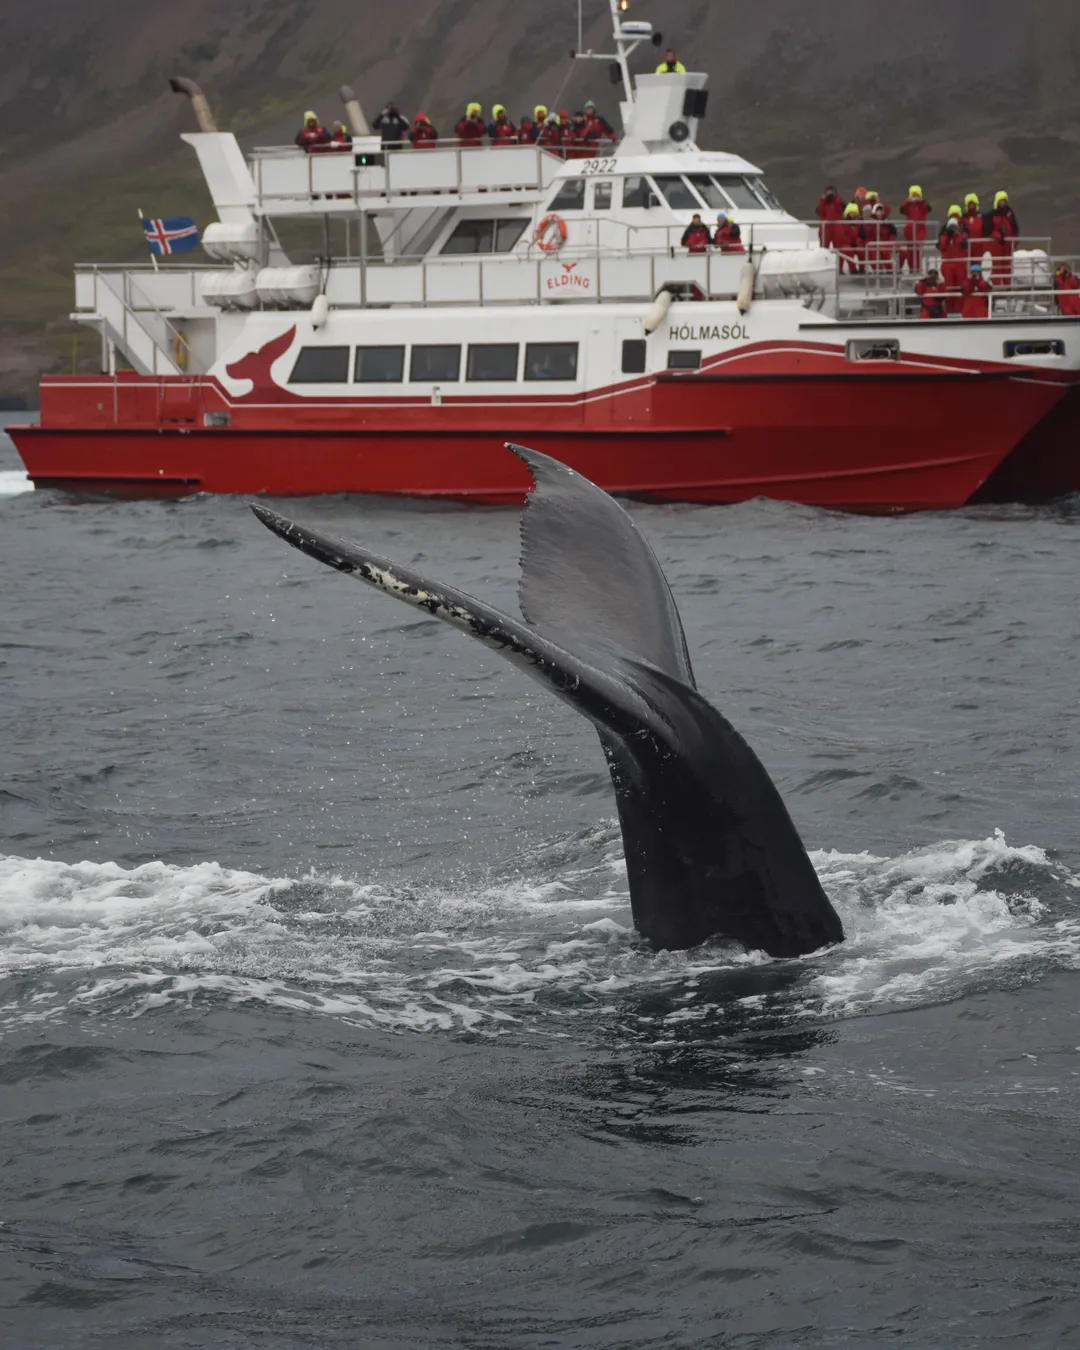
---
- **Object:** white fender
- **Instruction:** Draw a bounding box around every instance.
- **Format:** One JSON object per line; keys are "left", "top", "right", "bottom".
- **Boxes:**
{"left": 311, "top": 293, "right": 330, "bottom": 329}
{"left": 643, "top": 288, "right": 673, "bottom": 334}
{"left": 736, "top": 261, "right": 756, "bottom": 314}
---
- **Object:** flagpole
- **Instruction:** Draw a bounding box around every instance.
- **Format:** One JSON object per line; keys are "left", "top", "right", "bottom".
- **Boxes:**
{"left": 138, "top": 207, "right": 159, "bottom": 272}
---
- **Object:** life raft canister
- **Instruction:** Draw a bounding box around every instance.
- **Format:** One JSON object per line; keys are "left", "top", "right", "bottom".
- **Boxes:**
{"left": 535, "top": 214, "right": 568, "bottom": 252}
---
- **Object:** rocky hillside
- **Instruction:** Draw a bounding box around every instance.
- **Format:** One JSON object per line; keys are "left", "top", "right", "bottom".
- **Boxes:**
{"left": 3, "top": 0, "right": 1079, "bottom": 395}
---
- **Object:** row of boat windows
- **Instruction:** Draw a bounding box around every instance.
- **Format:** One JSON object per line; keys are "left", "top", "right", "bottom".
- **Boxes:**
{"left": 289, "top": 342, "right": 579, "bottom": 384}
{"left": 549, "top": 173, "right": 784, "bottom": 216}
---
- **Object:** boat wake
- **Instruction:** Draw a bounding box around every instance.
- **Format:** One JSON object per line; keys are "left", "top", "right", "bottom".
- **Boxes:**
{"left": 0, "top": 469, "right": 32, "bottom": 496}
{"left": 1, "top": 830, "right": 1077, "bottom": 1040}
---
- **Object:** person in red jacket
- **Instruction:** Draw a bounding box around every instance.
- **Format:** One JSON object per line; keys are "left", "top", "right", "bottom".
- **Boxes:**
{"left": 714, "top": 213, "right": 745, "bottom": 253}
{"left": 899, "top": 185, "right": 931, "bottom": 273}
{"left": 816, "top": 185, "right": 845, "bottom": 249}
{"left": 681, "top": 213, "right": 711, "bottom": 254}
{"left": 563, "top": 110, "right": 594, "bottom": 160}
{"left": 938, "top": 208, "right": 967, "bottom": 311}
{"left": 536, "top": 113, "right": 563, "bottom": 151}
{"left": 961, "top": 262, "right": 992, "bottom": 318}
{"left": 871, "top": 201, "right": 898, "bottom": 274}
{"left": 409, "top": 113, "right": 438, "bottom": 148}
{"left": 915, "top": 267, "right": 948, "bottom": 319}
{"left": 985, "top": 190, "right": 1019, "bottom": 286}
{"left": 836, "top": 202, "right": 863, "bottom": 274}
{"left": 583, "top": 100, "right": 617, "bottom": 150}
{"left": 295, "top": 111, "right": 329, "bottom": 151}
{"left": 520, "top": 105, "right": 547, "bottom": 143}
{"left": 1054, "top": 264, "right": 1080, "bottom": 315}
{"left": 487, "top": 104, "right": 518, "bottom": 146}
{"left": 961, "top": 193, "right": 984, "bottom": 244}
{"left": 456, "top": 102, "right": 486, "bottom": 148}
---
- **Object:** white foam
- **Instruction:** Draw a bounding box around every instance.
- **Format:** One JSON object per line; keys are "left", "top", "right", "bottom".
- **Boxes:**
{"left": 0, "top": 830, "right": 1077, "bottom": 1037}
{"left": 0, "top": 469, "right": 32, "bottom": 496}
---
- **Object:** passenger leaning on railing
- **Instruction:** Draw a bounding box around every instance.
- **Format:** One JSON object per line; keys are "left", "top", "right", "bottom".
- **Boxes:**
{"left": 518, "top": 107, "right": 544, "bottom": 143}
{"left": 1054, "top": 264, "right": 1080, "bottom": 315}
{"left": 836, "top": 203, "right": 863, "bottom": 274}
{"left": 961, "top": 261, "right": 993, "bottom": 318}
{"left": 328, "top": 121, "right": 352, "bottom": 150}
{"left": 915, "top": 268, "right": 949, "bottom": 319}
{"left": 456, "top": 103, "right": 487, "bottom": 147}
{"left": 488, "top": 105, "right": 518, "bottom": 146}
{"left": 536, "top": 112, "right": 564, "bottom": 151}
{"left": 714, "top": 213, "right": 745, "bottom": 253}
{"left": 295, "top": 111, "right": 330, "bottom": 151}
{"left": 409, "top": 113, "right": 438, "bottom": 148}
{"left": 374, "top": 104, "right": 410, "bottom": 150}
{"left": 584, "top": 101, "right": 617, "bottom": 149}
{"left": 563, "top": 111, "right": 595, "bottom": 160}
{"left": 681, "top": 214, "right": 711, "bottom": 254}
{"left": 938, "top": 208, "right": 967, "bottom": 312}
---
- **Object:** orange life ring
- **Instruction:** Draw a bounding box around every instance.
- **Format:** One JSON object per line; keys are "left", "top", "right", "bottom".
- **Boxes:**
{"left": 535, "top": 214, "right": 568, "bottom": 252}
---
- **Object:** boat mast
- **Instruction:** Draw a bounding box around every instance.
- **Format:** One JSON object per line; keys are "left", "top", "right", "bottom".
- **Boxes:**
{"left": 573, "top": 0, "right": 661, "bottom": 110}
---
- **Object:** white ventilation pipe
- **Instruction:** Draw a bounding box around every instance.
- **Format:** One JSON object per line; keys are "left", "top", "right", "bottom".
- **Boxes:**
{"left": 736, "top": 260, "right": 756, "bottom": 314}
{"left": 340, "top": 85, "right": 372, "bottom": 137}
{"left": 169, "top": 77, "right": 217, "bottom": 133}
{"left": 643, "top": 288, "right": 673, "bottom": 334}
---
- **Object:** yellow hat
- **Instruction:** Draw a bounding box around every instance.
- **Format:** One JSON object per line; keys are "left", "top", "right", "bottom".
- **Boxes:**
{"left": 492, "top": 104, "right": 506, "bottom": 118}
{"left": 304, "top": 110, "right": 317, "bottom": 122}
{"left": 994, "top": 190, "right": 1009, "bottom": 207}
{"left": 909, "top": 185, "right": 922, "bottom": 197}
{"left": 947, "top": 204, "right": 962, "bottom": 219}
{"left": 534, "top": 104, "right": 548, "bottom": 120}
{"left": 866, "top": 189, "right": 879, "bottom": 202}
{"left": 964, "top": 193, "right": 979, "bottom": 208}
{"left": 843, "top": 203, "right": 859, "bottom": 219}
{"left": 466, "top": 102, "right": 481, "bottom": 116}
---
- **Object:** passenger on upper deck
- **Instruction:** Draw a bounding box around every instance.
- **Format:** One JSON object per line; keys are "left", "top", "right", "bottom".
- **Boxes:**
{"left": 456, "top": 103, "right": 487, "bottom": 148}
{"left": 583, "top": 100, "right": 616, "bottom": 149}
{"left": 409, "top": 113, "right": 438, "bottom": 148}
{"left": 985, "top": 191, "right": 1019, "bottom": 285}
{"left": 850, "top": 185, "right": 868, "bottom": 217}
{"left": 816, "top": 186, "right": 844, "bottom": 249}
{"left": 870, "top": 201, "right": 897, "bottom": 273}
{"left": 836, "top": 202, "right": 863, "bottom": 274}
{"left": 656, "top": 48, "right": 687, "bottom": 74}
{"left": 714, "top": 213, "right": 745, "bottom": 253}
{"left": 1054, "top": 264, "right": 1080, "bottom": 315}
{"left": 564, "top": 111, "right": 594, "bottom": 160}
{"left": 536, "top": 112, "right": 563, "bottom": 150}
{"left": 374, "top": 104, "right": 410, "bottom": 150}
{"left": 488, "top": 105, "right": 518, "bottom": 145}
{"left": 518, "top": 107, "right": 544, "bottom": 143}
{"left": 962, "top": 194, "right": 984, "bottom": 243}
{"left": 328, "top": 121, "right": 353, "bottom": 150}
{"left": 899, "top": 186, "right": 931, "bottom": 273}
{"left": 295, "top": 111, "right": 330, "bottom": 151}
{"left": 681, "top": 214, "right": 711, "bottom": 254}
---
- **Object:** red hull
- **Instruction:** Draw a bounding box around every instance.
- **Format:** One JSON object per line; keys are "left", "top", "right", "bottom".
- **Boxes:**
{"left": 10, "top": 355, "right": 1071, "bottom": 511}
{"left": 972, "top": 384, "right": 1080, "bottom": 502}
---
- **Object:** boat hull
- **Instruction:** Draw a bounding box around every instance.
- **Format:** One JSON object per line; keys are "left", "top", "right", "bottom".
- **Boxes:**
{"left": 9, "top": 368, "right": 1065, "bottom": 511}
{"left": 972, "top": 384, "right": 1080, "bottom": 502}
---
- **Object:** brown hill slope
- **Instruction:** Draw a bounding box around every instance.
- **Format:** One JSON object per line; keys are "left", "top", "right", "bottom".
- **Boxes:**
{"left": 3, "top": 0, "right": 1080, "bottom": 395}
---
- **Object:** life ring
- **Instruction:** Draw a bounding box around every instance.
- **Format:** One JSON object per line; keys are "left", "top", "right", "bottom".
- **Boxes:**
{"left": 536, "top": 214, "right": 568, "bottom": 252}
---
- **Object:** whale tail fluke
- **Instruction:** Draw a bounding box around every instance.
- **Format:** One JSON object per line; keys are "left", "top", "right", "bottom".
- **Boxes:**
{"left": 251, "top": 445, "right": 845, "bottom": 958}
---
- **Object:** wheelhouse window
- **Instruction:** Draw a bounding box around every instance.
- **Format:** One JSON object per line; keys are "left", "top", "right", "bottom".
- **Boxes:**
{"left": 548, "top": 178, "right": 586, "bottom": 211}
{"left": 593, "top": 181, "right": 613, "bottom": 211}
{"left": 410, "top": 344, "right": 461, "bottom": 381}
{"left": 621, "top": 176, "right": 659, "bottom": 209}
{"left": 747, "top": 176, "right": 784, "bottom": 210}
{"left": 467, "top": 343, "right": 519, "bottom": 381}
{"left": 687, "top": 174, "right": 732, "bottom": 212}
{"left": 666, "top": 350, "right": 701, "bottom": 371}
{"left": 621, "top": 339, "right": 646, "bottom": 374}
{"left": 289, "top": 346, "right": 350, "bottom": 383}
{"left": 713, "top": 176, "right": 765, "bottom": 210}
{"left": 524, "top": 342, "right": 578, "bottom": 381}
{"left": 653, "top": 175, "right": 702, "bottom": 211}
{"left": 354, "top": 345, "right": 405, "bottom": 382}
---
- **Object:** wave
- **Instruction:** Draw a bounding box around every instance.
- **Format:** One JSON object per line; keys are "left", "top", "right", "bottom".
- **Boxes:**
{"left": 0, "top": 469, "right": 33, "bottom": 497}
{"left": 1, "top": 830, "right": 1077, "bottom": 1039}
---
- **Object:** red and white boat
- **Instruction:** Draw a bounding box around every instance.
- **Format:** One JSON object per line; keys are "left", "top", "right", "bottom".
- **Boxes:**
{"left": 10, "top": 0, "right": 1080, "bottom": 509}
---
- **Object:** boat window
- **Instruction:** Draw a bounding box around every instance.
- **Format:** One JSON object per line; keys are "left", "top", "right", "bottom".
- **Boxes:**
{"left": 467, "top": 343, "right": 519, "bottom": 381}
{"left": 1004, "top": 339, "right": 1065, "bottom": 357}
{"left": 712, "top": 176, "right": 764, "bottom": 210}
{"left": 593, "top": 181, "right": 613, "bottom": 212}
{"left": 549, "top": 178, "right": 586, "bottom": 211}
{"left": 747, "top": 176, "right": 784, "bottom": 210}
{"left": 442, "top": 220, "right": 495, "bottom": 254}
{"left": 410, "top": 344, "right": 461, "bottom": 381}
{"left": 495, "top": 219, "right": 529, "bottom": 251}
{"left": 653, "top": 175, "right": 703, "bottom": 211}
{"left": 667, "top": 350, "right": 702, "bottom": 371}
{"left": 686, "top": 174, "right": 732, "bottom": 211}
{"left": 524, "top": 342, "right": 578, "bottom": 381}
{"left": 622, "top": 176, "right": 660, "bottom": 209}
{"left": 354, "top": 346, "right": 405, "bottom": 382}
{"left": 289, "top": 346, "right": 350, "bottom": 383}
{"left": 846, "top": 339, "right": 900, "bottom": 361}
{"left": 622, "top": 339, "right": 646, "bottom": 374}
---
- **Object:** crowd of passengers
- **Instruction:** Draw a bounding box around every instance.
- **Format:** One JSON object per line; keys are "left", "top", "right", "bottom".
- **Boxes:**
{"left": 814, "top": 183, "right": 1080, "bottom": 315}
{"left": 296, "top": 100, "right": 622, "bottom": 158}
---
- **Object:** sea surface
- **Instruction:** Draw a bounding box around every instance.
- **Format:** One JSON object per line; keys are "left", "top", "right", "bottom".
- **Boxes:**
{"left": 2, "top": 411, "right": 1080, "bottom": 1347}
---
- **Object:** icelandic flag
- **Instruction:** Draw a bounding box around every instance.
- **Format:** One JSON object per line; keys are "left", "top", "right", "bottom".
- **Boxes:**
{"left": 142, "top": 216, "right": 200, "bottom": 256}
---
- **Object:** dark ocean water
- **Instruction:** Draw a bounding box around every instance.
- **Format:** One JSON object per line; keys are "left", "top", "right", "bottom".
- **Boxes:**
{"left": 2, "top": 414, "right": 1080, "bottom": 1347}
